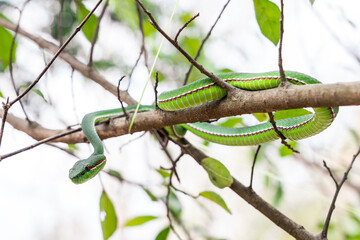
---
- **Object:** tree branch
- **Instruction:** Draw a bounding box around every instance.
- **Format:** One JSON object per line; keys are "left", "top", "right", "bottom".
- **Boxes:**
{"left": 320, "top": 147, "right": 360, "bottom": 239}
{"left": 1, "top": 80, "right": 358, "bottom": 159}
{"left": 183, "top": 0, "right": 231, "bottom": 85}
{"left": 175, "top": 137, "right": 318, "bottom": 240}
{"left": 0, "top": 18, "right": 137, "bottom": 105}
{"left": 136, "top": 0, "right": 235, "bottom": 92}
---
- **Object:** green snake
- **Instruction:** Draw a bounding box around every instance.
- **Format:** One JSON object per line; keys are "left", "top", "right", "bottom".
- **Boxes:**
{"left": 69, "top": 71, "right": 338, "bottom": 184}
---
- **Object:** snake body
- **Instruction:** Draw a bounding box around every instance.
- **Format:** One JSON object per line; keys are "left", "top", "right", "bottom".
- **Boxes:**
{"left": 69, "top": 71, "right": 338, "bottom": 184}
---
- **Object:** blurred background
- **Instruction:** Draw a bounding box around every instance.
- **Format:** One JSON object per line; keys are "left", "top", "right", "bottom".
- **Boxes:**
{"left": 0, "top": 0, "right": 360, "bottom": 239}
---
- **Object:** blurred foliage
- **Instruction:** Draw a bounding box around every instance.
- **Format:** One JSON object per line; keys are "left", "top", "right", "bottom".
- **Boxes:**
{"left": 155, "top": 226, "right": 170, "bottom": 240}
{"left": 19, "top": 84, "right": 47, "bottom": 102}
{"left": 253, "top": 0, "right": 280, "bottom": 45}
{"left": 199, "top": 191, "right": 232, "bottom": 214}
{"left": 124, "top": 215, "right": 158, "bottom": 227}
{"left": 0, "top": 0, "right": 356, "bottom": 239}
{"left": 51, "top": 0, "right": 77, "bottom": 40}
{"left": 75, "top": 0, "right": 99, "bottom": 42}
{"left": 100, "top": 191, "right": 117, "bottom": 240}
{"left": 0, "top": 23, "right": 17, "bottom": 71}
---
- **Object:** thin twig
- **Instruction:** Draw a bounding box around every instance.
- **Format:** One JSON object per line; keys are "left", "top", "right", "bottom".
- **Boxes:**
{"left": 321, "top": 147, "right": 360, "bottom": 239}
{"left": 136, "top": 0, "right": 234, "bottom": 92}
{"left": 58, "top": 0, "right": 65, "bottom": 45}
{"left": 46, "top": 143, "right": 81, "bottom": 159}
{"left": 268, "top": 112, "right": 299, "bottom": 153}
{"left": 0, "top": 98, "right": 10, "bottom": 148}
{"left": 9, "top": 0, "right": 31, "bottom": 121}
{"left": 117, "top": 76, "right": 129, "bottom": 119}
{"left": 278, "top": 0, "right": 286, "bottom": 86}
{"left": 88, "top": 0, "right": 109, "bottom": 66}
{"left": 154, "top": 71, "right": 159, "bottom": 108}
{"left": 8, "top": 0, "right": 103, "bottom": 107}
{"left": 153, "top": 129, "right": 181, "bottom": 182}
{"left": 174, "top": 13, "right": 199, "bottom": 43}
{"left": 183, "top": 0, "right": 231, "bottom": 85}
{"left": 165, "top": 152, "right": 186, "bottom": 240}
{"left": 249, "top": 145, "right": 262, "bottom": 188}
{"left": 0, "top": 127, "right": 82, "bottom": 161}
{"left": 118, "top": 132, "right": 146, "bottom": 151}
{"left": 127, "top": 1, "right": 149, "bottom": 89}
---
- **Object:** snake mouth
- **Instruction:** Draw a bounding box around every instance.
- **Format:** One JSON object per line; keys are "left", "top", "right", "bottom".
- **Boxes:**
{"left": 85, "top": 158, "right": 106, "bottom": 172}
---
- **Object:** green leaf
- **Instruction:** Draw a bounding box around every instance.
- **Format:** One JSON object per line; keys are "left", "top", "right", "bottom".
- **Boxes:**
{"left": 181, "top": 36, "right": 201, "bottom": 57}
{"left": 279, "top": 141, "right": 297, "bottom": 157}
{"left": 273, "top": 108, "right": 312, "bottom": 121}
{"left": 309, "top": 0, "right": 315, "bottom": 5}
{"left": 143, "top": 19, "right": 157, "bottom": 37}
{"left": 50, "top": 1, "right": 77, "bottom": 39}
{"left": 75, "top": 1, "right": 99, "bottom": 42}
{"left": 253, "top": 0, "right": 280, "bottom": 45}
{"left": 199, "top": 191, "right": 231, "bottom": 214}
{"left": 19, "top": 85, "right": 47, "bottom": 102}
{"left": 124, "top": 215, "right": 158, "bottom": 227}
{"left": 108, "top": 169, "right": 123, "bottom": 180}
{"left": 253, "top": 113, "right": 267, "bottom": 122}
{"left": 168, "top": 190, "right": 182, "bottom": 221}
{"left": 67, "top": 144, "right": 78, "bottom": 153}
{"left": 218, "top": 117, "right": 243, "bottom": 128}
{"left": 155, "top": 226, "right": 170, "bottom": 240}
{"left": 201, "top": 157, "right": 233, "bottom": 189}
{"left": 142, "top": 187, "right": 157, "bottom": 201}
{"left": 219, "top": 68, "right": 235, "bottom": 73}
{"left": 272, "top": 182, "right": 283, "bottom": 207}
{"left": 0, "top": 26, "right": 17, "bottom": 71}
{"left": 0, "top": 90, "right": 4, "bottom": 98}
{"left": 349, "top": 129, "right": 360, "bottom": 145}
{"left": 156, "top": 169, "right": 170, "bottom": 178}
{"left": 93, "top": 60, "right": 116, "bottom": 70}
{"left": 100, "top": 191, "right": 117, "bottom": 240}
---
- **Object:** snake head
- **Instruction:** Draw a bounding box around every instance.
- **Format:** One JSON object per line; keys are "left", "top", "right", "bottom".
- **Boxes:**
{"left": 69, "top": 153, "right": 106, "bottom": 184}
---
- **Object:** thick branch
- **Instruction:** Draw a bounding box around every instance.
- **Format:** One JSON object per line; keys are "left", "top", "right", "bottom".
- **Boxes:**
{"left": 1, "top": 81, "right": 359, "bottom": 146}
{"left": 176, "top": 138, "right": 317, "bottom": 240}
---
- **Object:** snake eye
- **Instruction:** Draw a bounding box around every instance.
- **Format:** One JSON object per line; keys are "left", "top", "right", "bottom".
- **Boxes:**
{"left": 85, "top": 165, "right": 91, "bottom": 171}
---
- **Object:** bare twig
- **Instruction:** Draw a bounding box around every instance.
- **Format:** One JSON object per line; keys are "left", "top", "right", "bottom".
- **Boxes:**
{"left": 0, "top": 17, "right": 136, "bottom": 104}
{"left": 128, "top": 1, "right": 149, "bottom": 88}
{"left": 89, "top": 0, "right": 109, "bottom": 66}
{"left": 154, "top": 71, "right": 159, "bottom": 108}
{"left": 117, "top": 76, "right": 129, "bottom": 119}
{"left": 0, "top": 126, "right": 82, "bottom": 161}
{"left": 249, "top": 145, "right": 262, "bottom": 188}
{"left": 174, "top": 13, "right": 199, "bottom": 43}
{"left": 0, "top": 0, "right": 103, "bottom": 151}
{"left": 183, "top": 0, "right": 231, "bottom": 85}
{"left": 278, "top": 0, "right": 286, "bottom": 86}
{"left": 136, "top": 0, "right": 235, "bottom": 92}
{"left": 268, "top": 112, "right": 299, "bottom": 153}
{"left": 321, "top": 147, "right": 360, "bottom": 239}
{"left": 58, "top": 0, "right": 65, "bottom": 45}
{"left": 8, "top": 0, "right": 103, "bottom": 107}
{"left": 9, "top": 0, "right": 31, "bottom": 121}
{"left": 165, "top": 152, "right": 187, "bottom": 240}
{"left": 0, "top": 98, "right": 10, "bottom": 147}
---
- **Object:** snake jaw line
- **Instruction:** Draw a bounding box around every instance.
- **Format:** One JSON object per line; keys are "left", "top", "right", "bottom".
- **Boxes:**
{"left": 69, "top": 154, "right": 106, "bottom": 184}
